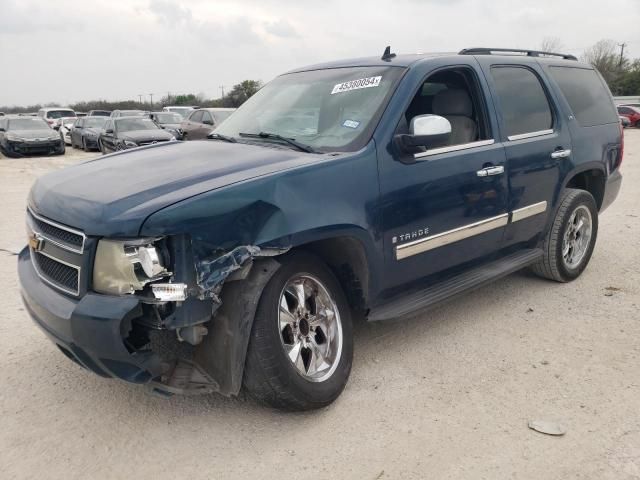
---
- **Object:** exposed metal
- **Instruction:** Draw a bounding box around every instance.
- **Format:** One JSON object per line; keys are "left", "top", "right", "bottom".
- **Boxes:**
{"left": 395, "top": 213, "right": 509, "bottom": 260}
{"left": 278, "top": 274, "right": 343, "bottom": 382}
{"left": 414, "top": 139, "right": 495, "bottom": 159}
{"left": 511, "top": 201, "right": 548, "bottom": 223}
{"left": 507, "top": 129, "right": 554, "bottom": 141}
{"left": 562, "top": 205, "right": 593, "bottom": 269}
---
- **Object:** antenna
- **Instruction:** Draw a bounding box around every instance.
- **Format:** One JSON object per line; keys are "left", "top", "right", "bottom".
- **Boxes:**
{"left": 381, "top": 46, "right": 396, "bottom": 61}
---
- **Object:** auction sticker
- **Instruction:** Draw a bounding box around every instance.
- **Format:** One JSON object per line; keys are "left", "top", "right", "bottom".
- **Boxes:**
{"left": 331, "top": 76, "right": 382, "bottom": 95}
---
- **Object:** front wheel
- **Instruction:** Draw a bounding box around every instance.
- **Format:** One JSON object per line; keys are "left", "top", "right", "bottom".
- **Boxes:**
{"left": 243, "top": 252, "right": 353, "bottom": 411}
{"left": 531, "top": 188, "right": 598, "bottom": 282}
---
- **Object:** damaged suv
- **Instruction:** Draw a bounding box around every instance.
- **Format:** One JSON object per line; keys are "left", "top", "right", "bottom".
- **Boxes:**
{"left": 19, "top": 47, "right": 622, "bottom": 410}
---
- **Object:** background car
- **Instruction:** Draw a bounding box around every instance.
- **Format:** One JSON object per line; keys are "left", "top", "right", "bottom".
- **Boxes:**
{"left": 99, "top": 116, "right": 175, "bottom": 154}
{"left": 37, "top": 107, "right": 76, "bottom": 127}
{"left": 617, "top": 105, "right": 640, "bottom": 127}
{"left": 110, "top": 109, "right": 146, "bottom": 118}
{"left": 0, "top": 115, "right": 65, "bottom": 157}
{"left": 162, "top": 106, "right": 197, "bottom": 118}
{"left": 180, "top": 108, "right": 235, "bottom": 140}
{"left": 148, "top": 112, "right": 184, "bottom": 140}
{"left": 76, "top": 112, "right": 87, "bottom": 117}
{"left": 54, "top": 116, "right": 78, "bottom": 145}
{"left": 87, "top": 109, "right": 111, "bottom": 117}
{"left": 71, "top": 116, "right": 107, "bottom": 151}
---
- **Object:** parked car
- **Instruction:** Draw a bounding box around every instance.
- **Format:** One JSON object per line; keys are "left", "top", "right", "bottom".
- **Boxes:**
{"left": 54, "top": 116, "right": 78, "bottom": 145}
{"left": 18, "top": 47, "right": 622, "bottom": 411}
{"left": 0, "top": 115, "right": 65, "bottom": 157}
{"left": 99, "top": 116, "right": 175, "bottom": 154}
{"left": 163, "top": 106, "right": 197, "bottom": 118}
{"left": 617, "top": 105, "right": 640, "bottom": 127}
{"left": 148, "top": 112, "right": 184, "bottom": 140}
{"left": 37, "top": 107, "right": 76, "bottom": 127}
{"left": 180, "top": 108, "right": 235, "bottom": 140}
{"left": 76, "top": 112, "right": 87, "bottom": 117}
{"left": 87, "top": 110, "right": 112, "bottom": 117}
{"left": 70, "top": 116, "right": 107, "bottom": 151}
{"left": 620, "top": 115, "right": 631, "bottom": 128}
{"left": 110, "top": 109, "right": 146, "bottom": 118}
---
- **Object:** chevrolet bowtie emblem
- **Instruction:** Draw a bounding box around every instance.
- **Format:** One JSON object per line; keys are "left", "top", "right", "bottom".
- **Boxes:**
{"left": 28, "top": 233, "right": 44, "bottom": 251}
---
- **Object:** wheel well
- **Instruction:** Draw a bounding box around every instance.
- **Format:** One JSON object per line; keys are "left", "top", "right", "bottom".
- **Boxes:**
{"left": 566, "top": 170, "right": 605, "bottom": 210}
{"left": 296, "top": 237, "right": 369, "bottom": 316}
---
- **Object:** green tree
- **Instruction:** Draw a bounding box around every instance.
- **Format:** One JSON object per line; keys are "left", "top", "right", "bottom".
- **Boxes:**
{"left": 224, "top": 80, "right": 262, "bottom": 107}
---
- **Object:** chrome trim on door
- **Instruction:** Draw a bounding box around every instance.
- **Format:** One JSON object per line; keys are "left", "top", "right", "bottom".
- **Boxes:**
{"left": 507, "top": 129, "right": 554, "bottom": 141}
{"left": 414, "top": 139, "right": 495, "bottom": 159}
{"left": 511, "top": 201, "right": 548, "bottom": 223}
{"left": 395, "top": 214, "right": 509, "bottom": 260}
{"left": 550, "top": 149, "right": 571, "bottom": 159}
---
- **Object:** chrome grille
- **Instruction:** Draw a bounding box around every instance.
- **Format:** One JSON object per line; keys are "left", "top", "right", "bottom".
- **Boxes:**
{"left": 27, "top": 208, "right": 85, "bottom": 253}
{"left": 32, "top": 251, "right": 80, "bottom": 295}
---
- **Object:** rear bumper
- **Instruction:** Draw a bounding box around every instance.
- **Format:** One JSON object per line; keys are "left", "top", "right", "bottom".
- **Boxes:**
{"left": 601, "top": 169, "right": 622, "bottom": 213}
{"left": 18, "top": 247, "right": 164, "bottom": 383}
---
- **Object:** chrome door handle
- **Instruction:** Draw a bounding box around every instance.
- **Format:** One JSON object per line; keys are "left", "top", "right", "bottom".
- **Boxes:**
{"left": 551, "top": 149, "right": 571, "bottom": 159}
{"left": 476, "top": 165, "right": 504, "bottom": 177}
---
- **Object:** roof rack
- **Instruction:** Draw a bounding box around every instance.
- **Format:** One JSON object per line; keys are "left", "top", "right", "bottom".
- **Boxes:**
{"left": 459, "top": 48, "right": 577, "bottom": 61}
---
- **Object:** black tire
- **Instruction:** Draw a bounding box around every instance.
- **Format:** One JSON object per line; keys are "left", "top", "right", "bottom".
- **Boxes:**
{"left": 243, "top": 251, "right": 353, "bottom": 411}
{"left": 56, "top": 143, "right": 65, "bottom": 156}
{"left": 82, "top": 137, "right": 88, "bottom": 152}
{"left": 531, "top": 188, "right": 598, "bottom": 282}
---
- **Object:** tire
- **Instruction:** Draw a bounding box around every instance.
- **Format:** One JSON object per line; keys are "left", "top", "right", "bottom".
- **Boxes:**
{"left": 531, "top": 188, "right": 598, "bottom": 282}
{"left": 243, "top": 252, "right": 353, "bottom": 411}
{"left": 56, "top": 143, "right": 66, "bottom": 156}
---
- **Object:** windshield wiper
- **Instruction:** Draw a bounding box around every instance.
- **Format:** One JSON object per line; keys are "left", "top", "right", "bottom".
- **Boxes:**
{"left": 207, "top": 132, "right": 237, "bottom": 143}
{"left": 238, "top": 132, "right": 317, "bottom": 153}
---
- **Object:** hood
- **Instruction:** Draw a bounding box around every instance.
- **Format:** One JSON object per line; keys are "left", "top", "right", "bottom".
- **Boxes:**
{"left": 28, "top": 140, "right": 322, "bottom": 236}
{"left": 9, "top": 129, "right": 57, "bottom": 140}
{"left": 120, "top": 129, "right": 174, "bottom": 143}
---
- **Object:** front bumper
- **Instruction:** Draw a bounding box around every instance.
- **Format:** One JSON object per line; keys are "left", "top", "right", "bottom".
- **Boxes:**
{"left": 18, "top": 247, "right": 164, "bottom": 383}
{"left": 83, "top": 136, "right": 99, "bottom": 149}
{"left": 4, "top": 138, "right": 64, "bottom": 156}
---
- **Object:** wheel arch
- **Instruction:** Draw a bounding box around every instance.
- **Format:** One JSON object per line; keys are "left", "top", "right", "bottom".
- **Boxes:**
{"left": 561, "top": 163, "right": 606, "bottom": 210}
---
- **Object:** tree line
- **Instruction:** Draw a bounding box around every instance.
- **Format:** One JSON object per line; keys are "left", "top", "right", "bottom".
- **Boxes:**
{"left": 0, "top": 80, "right": 262, "bottom": 114}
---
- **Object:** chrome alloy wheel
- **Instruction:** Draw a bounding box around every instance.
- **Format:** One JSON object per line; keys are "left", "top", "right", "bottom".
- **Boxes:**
{"left": 278, "top": 274, "right": 343, "bottom": 382}
{"left": 562, "top": 205, "right": 593, "bottom": 269}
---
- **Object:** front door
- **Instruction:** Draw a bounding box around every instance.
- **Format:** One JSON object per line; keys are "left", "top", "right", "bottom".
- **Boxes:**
{"left": 377, "top": 62, "right": 509, "bottom": 290}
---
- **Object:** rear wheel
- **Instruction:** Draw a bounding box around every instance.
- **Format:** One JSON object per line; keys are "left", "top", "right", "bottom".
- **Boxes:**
{"left": 243, "top": 252, "right": 353, "bottom": 411}
{"left": 531, "top": 188, "right": 598, "bottom": 282}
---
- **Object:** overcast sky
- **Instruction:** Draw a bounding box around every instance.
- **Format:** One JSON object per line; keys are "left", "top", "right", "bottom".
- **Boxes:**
{"left": 1, "top": 0, "right": 639, "bottom": 106}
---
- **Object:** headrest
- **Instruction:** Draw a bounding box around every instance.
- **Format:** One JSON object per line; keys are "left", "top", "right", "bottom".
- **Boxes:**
{"left": 432, "top": 89, "right": 473, "bottom": 117}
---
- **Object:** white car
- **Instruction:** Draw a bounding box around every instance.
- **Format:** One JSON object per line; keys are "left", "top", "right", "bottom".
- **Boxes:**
{"left": 162, "top": 106, "right": 197, "bottom": 119}
{"left": 55, "top": 117, "right": 78, "bottom": 145}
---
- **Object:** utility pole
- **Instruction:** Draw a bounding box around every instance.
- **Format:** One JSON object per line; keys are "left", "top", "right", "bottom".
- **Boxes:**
{"left": 219, "top": 85, "right": 225, "bottom": 100}
{"left": 167, "top": 92, "right": 171, "bottom": 104}
{"left": 618, "top": 42, "right": 627, "bottom": 68}
{"left": 149, "top": 93, "right": 154, "bottom": 109}
{"left": 138, "top": 94, "right": 143, "bottom": 104}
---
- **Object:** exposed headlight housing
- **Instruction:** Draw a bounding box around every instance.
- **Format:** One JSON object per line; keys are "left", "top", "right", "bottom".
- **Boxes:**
{"left": 93, "top": 238, "right": 170, "bottom": 295}
{"left": 123, "top": 139, "right": 138, "bottom": 148}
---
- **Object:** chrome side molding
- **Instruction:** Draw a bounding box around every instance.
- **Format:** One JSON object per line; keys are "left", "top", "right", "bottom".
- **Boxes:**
{"left": 511, "top": 201, "right": 547, "bottom": 223}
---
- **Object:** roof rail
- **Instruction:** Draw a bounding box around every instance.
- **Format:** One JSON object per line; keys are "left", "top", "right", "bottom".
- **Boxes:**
{"left": 459, "top": 47, "right": 577, "bottom": 61}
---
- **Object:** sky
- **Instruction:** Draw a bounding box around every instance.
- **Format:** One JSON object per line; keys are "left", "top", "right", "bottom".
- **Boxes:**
{"left": 0, "top": 0, "right": 639, "bottom": 107}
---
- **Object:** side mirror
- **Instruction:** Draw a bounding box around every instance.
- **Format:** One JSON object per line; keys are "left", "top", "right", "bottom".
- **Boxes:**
{"left": 105, "top": 128, "right": 114, "bottom": 134}
{"left": 202, "top": 119, "right": 214, "bottom": 125}
{"left": 395, "top": 114, "right": 451, "bottom": 153}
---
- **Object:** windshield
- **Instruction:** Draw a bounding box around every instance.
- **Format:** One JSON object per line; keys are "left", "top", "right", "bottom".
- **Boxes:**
{"left": 211, "top": 110, "right": 233, "bottom": 123}
{"left": 116, "top": 118, "right": 159, "bottom": 132}
{"left": 154, "top": 113, "right": 182, "bottom": 124}
{"left": 91, "top": 110, "right": 111, "bottom": 116}
{"left": 84, "top": 117, "right": 106, "bottom": 128}
{"left": 215, "top": 66, "right": 405, "bottom": 151}
{"left": 45, "top": 110, "right": 75, "bottom": 119}
{"left": 8, "top": 118, "right": 50, "bottom": 130}
{"left": 120, "top": 110, "right": 145, "bottom": 117}
{"left": 167, "top": 107, "right": 193, "bottom": 117}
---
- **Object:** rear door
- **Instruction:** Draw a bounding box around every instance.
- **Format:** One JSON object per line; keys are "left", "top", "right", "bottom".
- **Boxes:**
{"left": 182, "top": 110, "right": 203, "bottom": 140}
{"left": 477, "top": 57, "right": 572, "bottom": 247}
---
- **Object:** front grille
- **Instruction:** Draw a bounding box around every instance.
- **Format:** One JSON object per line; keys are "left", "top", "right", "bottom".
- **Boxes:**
{"left": 32, "top": 251, "right": 80, "bottom": 295}
{"left": 28, "top": 209, "right": 85, "bottom": 253}
{"left": 139, "top": 139, "right": 169, "bottom": 146}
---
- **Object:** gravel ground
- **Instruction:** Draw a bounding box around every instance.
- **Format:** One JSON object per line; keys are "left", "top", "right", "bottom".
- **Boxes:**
{"left": 1, "top": 135, "right": 639, "bottom": 480}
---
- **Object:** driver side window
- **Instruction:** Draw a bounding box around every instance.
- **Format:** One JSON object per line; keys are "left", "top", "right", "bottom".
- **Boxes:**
{"left": 190, "top": 111, "right": 204, "bottom": 123}
{"left": 403, "top": 67, "right": 491, "bottom": 148}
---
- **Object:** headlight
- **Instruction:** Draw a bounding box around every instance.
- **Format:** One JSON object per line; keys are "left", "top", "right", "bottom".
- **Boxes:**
{"left": 93, "top": 238, "right": 169, "bottom": 295}
{"left": 49, "top": 135, "right": 61, "bottom": 141}
{"left": 123, "top": 140, "right": 138, "bottom": 148}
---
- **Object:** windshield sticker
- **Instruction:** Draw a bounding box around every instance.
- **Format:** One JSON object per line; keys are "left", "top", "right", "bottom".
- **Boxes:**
{"left": 342, "top": 120, "right": 360, "bottom": 129}
{"left": 331, "top": 76, "right": 382, "bottom": 95}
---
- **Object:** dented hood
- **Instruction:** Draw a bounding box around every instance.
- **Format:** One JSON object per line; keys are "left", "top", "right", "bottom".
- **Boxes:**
{"left": 28, "top": 140, "right": 318, "bottom": 236}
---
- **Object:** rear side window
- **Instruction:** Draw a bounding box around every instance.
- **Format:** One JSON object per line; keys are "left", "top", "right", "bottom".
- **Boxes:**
{"left": 491, "top": 66, "right": 553, "bottom": 138}
{"left": 549, "top": 67, "right": 618, "bottom": 127}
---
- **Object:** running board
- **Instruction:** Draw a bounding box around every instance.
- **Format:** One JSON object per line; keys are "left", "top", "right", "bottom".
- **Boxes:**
{"left": 368, "top": 249, "right": 543, "bottom": 322}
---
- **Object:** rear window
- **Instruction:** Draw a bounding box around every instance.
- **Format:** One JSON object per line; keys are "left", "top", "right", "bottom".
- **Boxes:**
{"left": 46, "top": 110, "right": 75, "bottom": 119}
{"left": 549, "top": 67, "right": 618, "bottom": 127}
{"left": 491, "top": 66, "right": 553, "bottom": 138}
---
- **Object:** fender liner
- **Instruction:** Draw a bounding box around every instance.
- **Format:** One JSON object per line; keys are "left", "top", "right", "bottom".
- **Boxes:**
{"left": 193, "top": 257, "right": 281, "bottom": 396}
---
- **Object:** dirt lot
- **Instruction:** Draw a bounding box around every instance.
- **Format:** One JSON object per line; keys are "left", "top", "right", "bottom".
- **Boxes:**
{"left": 1, "top": 135, "right": 639, "bottom": 480}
